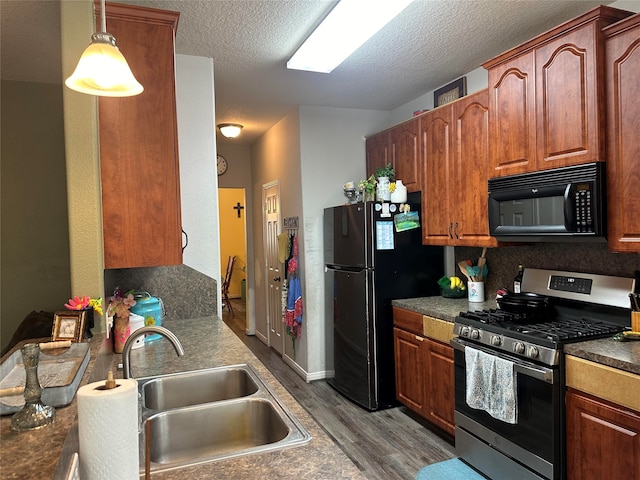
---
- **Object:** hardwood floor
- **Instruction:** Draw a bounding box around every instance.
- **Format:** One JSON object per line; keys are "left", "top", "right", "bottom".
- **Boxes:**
{"left": 222, "top": 299, "right": 457, "bottom": 480}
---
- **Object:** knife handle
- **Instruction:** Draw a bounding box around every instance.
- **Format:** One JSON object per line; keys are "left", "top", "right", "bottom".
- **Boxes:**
{"left": 39, "top": 340, "right": 72, "bottom": 350}
{"left": 0, "top": 386, "right": 25, "bottom": 397}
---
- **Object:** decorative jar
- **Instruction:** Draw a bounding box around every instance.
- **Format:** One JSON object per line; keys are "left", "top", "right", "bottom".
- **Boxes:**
{"left": 113, "top": 316, "right": 130, "bottom": 354}
{"left": 390, "top": 180, "right": 407, "bottom": 203}
{"left": 376, "top": 176, "right": 391, "bottom": 201}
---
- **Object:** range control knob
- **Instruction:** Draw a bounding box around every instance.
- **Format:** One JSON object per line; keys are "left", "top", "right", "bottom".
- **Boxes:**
{"left": 513, "top": 342, "right": 526, "bottom": 355}
{"left": 491, "top": 335, "right": 502, "bottom": 347}
{"left": 460, "top": 326, "right": 470, "bottom": 337}
{"left": 528, "top": 346, "right": 539, "bottom": 359}
{"left": 470, "top": 329, "right": 480, "bottom": 340}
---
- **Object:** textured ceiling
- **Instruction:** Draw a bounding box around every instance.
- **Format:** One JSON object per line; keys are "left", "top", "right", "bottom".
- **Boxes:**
{"left": 1, "top": 0, "right": 623, "bottom": 145}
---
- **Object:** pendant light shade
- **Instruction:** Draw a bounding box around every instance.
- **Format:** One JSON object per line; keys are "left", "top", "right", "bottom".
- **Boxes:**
{"left": 65, "top": 1, "right": 143, "bottom": 97}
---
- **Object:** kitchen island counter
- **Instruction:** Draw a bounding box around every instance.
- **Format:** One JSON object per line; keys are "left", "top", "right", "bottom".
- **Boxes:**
{"left": 1, "top": 317, "right": 365, "bottom": 480}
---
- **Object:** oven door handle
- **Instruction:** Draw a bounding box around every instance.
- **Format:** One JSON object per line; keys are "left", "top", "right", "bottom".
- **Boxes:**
{"left": 451, "top": 337, "right": 555, "bottom": 384}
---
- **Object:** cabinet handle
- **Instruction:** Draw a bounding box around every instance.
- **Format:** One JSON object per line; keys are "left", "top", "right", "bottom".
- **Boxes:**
{"left": 448, "top": 223, "right": 453, "bottom": 239}
{"left": 273, "top": 276, "right": 281, "bottom": 282}
{"left": 182, "top": 229, "right": 189, "bottom": 252}
{"left": 454, "top": 222, "right": 459, "bottom": 240}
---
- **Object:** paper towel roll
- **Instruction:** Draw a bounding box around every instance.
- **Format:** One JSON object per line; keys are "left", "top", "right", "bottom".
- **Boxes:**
{"left": 77, "top": 378, "right": 139, "bottom": 479}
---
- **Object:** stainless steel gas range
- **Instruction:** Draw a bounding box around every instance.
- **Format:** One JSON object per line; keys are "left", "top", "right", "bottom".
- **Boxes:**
{"left": 451, "top": 268, "right": 635, "bottom": 480}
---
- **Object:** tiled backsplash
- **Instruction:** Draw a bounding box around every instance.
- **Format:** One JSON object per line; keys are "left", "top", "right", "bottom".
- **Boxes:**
{"left": 456, "top": 243, "right": 639, "bottom": 298}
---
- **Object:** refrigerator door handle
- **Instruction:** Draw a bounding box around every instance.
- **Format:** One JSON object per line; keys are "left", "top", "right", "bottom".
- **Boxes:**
{"left": 325, "top": 264, "right": 369, "bottom": 273}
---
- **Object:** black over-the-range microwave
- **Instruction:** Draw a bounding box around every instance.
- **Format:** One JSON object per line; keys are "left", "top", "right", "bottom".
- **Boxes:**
{"left": 488, "top": 162, "right": 606, "bottom": 242}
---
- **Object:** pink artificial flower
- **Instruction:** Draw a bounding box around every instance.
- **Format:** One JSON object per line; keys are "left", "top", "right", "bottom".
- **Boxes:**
{"left": 65, "top": 295, "right": 91, "bottom": 310}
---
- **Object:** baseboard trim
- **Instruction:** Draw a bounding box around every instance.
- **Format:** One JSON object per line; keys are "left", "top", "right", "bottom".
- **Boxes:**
{"left": 282, "top": 354, "right": 333, "bottom": 383}
{"left": 255, "top": 331, "right": 268, "bottom": 345}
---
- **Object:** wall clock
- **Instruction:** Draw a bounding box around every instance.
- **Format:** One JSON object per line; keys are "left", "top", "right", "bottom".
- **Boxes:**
{"left": 217, "top": 154, "right": 228, "bottom": 176}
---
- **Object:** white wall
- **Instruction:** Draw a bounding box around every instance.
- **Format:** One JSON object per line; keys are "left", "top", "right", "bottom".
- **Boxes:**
{"left": 251, "top": 109, "right": 302, "bottom": 348}
{"left": 175, "top": 54, "right": 221, "bottom": 315}
{"left": 610, "top": 0, "right": 640, "bottom": 13}
{"left": 298, "top": 105, "right": 390, "bottom": 378}
{"left": 389, "top": 66, "right": 489, "bottom": 126}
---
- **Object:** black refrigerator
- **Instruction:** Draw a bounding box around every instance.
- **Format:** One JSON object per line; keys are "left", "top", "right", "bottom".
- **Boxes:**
{"left": 323, "top": 192, "right": 443, "bottom": 410}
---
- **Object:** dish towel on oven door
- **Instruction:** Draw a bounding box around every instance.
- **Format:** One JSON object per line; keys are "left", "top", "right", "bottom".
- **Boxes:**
{"left": 465, "top": 346, "right": 517, "bottom": 424}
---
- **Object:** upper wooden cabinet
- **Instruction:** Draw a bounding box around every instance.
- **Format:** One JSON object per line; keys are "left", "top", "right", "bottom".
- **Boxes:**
{"left": 390, "top": 119, "right": 421, "bottom": 192}
{"left": 98, "top": 2, "right": 183, "bottom": 269}
{"left": 483, "top": 6, "right": 633, "bottom": 178}
{"left": 421, "top": 90, "right": 497, "bottom": 247}
{"left": 366, "top": 119, "right": 421, "bottom": 193}
{"left": 604, "top": 13, "right": 640, "bottom": 253}
{"left": 365, "top": 130, "right": 390, "bottom": 179}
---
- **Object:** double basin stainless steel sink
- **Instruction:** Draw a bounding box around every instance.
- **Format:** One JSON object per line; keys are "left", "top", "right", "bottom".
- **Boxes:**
{"left": 137, "top": 364, "right": 312, "bottom": 474}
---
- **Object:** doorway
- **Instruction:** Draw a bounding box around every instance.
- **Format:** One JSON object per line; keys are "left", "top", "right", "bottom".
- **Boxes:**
{"left": 263, "top": 181, "right": 284, "bottom": 356}
{"left": 218, "top": 188, "right": 247, "bottom": 314}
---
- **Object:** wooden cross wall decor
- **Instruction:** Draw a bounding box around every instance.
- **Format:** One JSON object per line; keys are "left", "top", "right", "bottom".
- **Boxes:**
{"left": 233, "top": 202, "right": 245, "bottom": 218}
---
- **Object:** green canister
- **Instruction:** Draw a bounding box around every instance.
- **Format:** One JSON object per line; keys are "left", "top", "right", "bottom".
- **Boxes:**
{"left": 130, "top": 292, "right": 164, "bottom": 342}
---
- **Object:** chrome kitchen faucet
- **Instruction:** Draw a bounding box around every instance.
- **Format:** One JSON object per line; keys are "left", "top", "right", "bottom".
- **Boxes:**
{"left": 122, "top": 326, "right": 185, "bottom": 379}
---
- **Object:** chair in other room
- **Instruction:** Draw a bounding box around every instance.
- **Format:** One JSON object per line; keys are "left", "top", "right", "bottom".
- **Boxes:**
{"left": 222, "top": 255, "right": 236, "bottom": 314}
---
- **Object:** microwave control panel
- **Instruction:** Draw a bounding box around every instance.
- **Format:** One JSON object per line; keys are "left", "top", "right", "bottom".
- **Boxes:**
{"left": 573, "top": 183, "right": 593, "bottom": 233}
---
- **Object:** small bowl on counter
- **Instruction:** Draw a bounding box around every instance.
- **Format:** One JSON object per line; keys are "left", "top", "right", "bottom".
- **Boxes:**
{"left": 440, "top": 286, "right": 467, "bottom": 299}
{"left": 438, "top": 276, "right": 467, "bottom": 298}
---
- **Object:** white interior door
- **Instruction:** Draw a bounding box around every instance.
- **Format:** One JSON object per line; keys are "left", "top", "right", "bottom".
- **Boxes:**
{"left": 264, "top": 182, "right": 284, "bottom": 355}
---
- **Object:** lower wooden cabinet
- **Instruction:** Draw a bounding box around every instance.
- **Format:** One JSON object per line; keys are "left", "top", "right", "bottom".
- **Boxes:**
{"left": 566, "top": 388, "right": 640, "bottom": 479}
{"left": 393, "top": 307, "right": 455, "bottom": 436}
{"left": 394, "top": 328, "right": 427, "bottom": 413}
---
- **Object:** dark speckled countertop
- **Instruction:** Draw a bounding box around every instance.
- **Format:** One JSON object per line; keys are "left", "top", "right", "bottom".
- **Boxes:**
{"left": 564, "top": 338, "right": 640, "bottom": 375}
{"left": 392, "top": 296, "right": 498, "bottom": 322}
{"left": 1, "top": 317, "right": 365, "bottom": 480}
{"left": 392, "top": 296, "right": 640, "bottom": 376}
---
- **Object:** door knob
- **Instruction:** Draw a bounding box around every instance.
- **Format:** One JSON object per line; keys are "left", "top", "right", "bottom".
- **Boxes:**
{"left": 273, "top": 276, "right": 281, "bottom": 282}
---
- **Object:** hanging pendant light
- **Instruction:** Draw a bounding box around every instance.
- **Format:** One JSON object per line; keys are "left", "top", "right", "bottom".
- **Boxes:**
{"left": 65, "top": 0, "right": 143, "bottom": 97}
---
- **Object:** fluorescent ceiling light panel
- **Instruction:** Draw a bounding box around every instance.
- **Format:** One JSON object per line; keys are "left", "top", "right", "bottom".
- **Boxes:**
{"left": 287, "top": 0, "right": 414, "bottom": 73}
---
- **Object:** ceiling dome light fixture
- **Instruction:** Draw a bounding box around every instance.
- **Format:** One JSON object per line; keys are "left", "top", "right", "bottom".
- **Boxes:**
{"left": 218, "top": 123, "right": 243, "bottom": 139}
{"left": 65, "top": 0, "right": 143, "bottom": 97}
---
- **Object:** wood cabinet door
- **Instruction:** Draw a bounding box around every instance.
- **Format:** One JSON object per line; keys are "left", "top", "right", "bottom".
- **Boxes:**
{"left": 393, "top": 327, "right": 426, "bottom": 415}
{"left": 486, "top": 51, "right": 536, "bottom": 177}
{"left": 99, "top": 3, "right": 182, "bottom": 268}
{"left": 365, "top": 131, "right": 390, "bottom": 178}
{"left": 390, "top": 119, "right": 420, "bottom": 192}
{"left": 452, "top": 90, "right": 497, "bottom": 247}
{"left": 605, "top": 14, "right": 640, "bottom": 253}
{"left": 535, "top": 23, "right": 604, "bottom": 170}
{"left": 425, "top": 339, "right": 455, "bottom": 436}
{"left": 392, "top": 307, "right": 424, "bottom": 336}
{"left": 566, "top": 389, "right": 640, "bottom": 480}
{"left": 420, "top": 107, "right": 454, "bottom": 245}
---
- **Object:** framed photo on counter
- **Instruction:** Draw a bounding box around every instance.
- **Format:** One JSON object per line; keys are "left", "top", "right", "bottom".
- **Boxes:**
{"left": 434, "top": 77, "right": 467, "bottom": 107}
{"left": 52, "top": 311, "right": 86, "bottom": 342}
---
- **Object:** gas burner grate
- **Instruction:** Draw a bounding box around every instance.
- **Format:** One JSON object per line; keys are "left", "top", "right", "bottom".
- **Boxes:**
{"left": 502, "top": 318, "right": 626, "bottom": 342}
